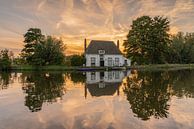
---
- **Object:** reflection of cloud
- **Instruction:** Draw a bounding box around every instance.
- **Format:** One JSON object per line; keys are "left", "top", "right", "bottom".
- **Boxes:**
{"left": 1, "top": 77, "right": 194, "bottom": 129}
{"left": 0, "top": 0, "right": 194, "bottom": 55}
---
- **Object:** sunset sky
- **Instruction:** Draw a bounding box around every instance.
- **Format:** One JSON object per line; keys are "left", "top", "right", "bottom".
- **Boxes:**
{"left": 0, "top": 0, "right": 194, "bottom": 55}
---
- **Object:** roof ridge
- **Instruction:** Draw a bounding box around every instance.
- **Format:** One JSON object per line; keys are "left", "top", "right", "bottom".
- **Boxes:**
{"left": 91, "top": 40, "right": 114, "bottom": 42}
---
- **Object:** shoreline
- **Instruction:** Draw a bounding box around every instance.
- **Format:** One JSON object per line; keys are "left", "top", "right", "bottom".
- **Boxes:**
{"left": 2, "top": 64, "right": 194, "bottom": 72}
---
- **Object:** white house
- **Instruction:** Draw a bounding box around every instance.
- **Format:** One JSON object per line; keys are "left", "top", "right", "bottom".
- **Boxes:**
{"left": 84, "top": 40, "right": 131, "bottom": 67}
{"left": 84, "top": 71, "right": 131, "bottom": 97}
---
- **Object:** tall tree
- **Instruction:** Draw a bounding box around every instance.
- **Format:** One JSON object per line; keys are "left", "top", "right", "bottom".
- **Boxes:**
{"left": 123, "top": 16, "right": 171, "bottom": 64}
{"left": 21, "top": 28, "right": 44, "bottom": 64}
{"left": 32, "top": 36, "right": 66, "bottom": 65}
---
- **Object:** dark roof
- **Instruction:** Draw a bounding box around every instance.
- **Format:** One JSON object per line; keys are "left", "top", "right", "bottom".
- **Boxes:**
{"left": 86, "top": 82, "right": 121, "bottom": 97}
{"left": 85, "top": 40, "right": 122, "bottom": 55}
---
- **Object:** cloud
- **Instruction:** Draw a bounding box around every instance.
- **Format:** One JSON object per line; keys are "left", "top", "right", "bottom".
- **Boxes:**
{"left": 0, "top": 0, "right": 194, "bottom": 55}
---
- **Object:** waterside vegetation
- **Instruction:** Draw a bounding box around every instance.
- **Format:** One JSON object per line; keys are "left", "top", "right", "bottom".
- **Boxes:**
{"left": 1, "top": 15, "right": 194, "bottom": 71}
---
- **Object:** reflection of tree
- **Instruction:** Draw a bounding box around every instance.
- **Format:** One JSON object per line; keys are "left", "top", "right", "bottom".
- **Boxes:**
{"left": 21, "top": 72, "right": 66, "bottom": 112}
{"left": 0, "top": 72, "right": 15, "bottom": 90}
{"left": 123, "top": 71, "right": 173, "bottom": 120}
{"left": 172, "top": 70, "right": 194, "bottom": 98}
{"left": 69, "top": 72, "right": 86, "bottom": 84}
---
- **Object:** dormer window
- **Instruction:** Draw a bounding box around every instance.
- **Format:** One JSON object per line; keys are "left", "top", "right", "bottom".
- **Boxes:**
{"left": 98, "top": 50, "right": 105, "bottom": 55}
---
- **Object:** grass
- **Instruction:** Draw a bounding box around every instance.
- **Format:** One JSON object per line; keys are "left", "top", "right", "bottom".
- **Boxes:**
{"left": 130, "top": 64, "right": 194, "bottom": 71}
{"left": 10, "top": 65, "right": 77, "bottom": 71}
{"left": 5, "top": 64, "right": 194, "bottom": 72}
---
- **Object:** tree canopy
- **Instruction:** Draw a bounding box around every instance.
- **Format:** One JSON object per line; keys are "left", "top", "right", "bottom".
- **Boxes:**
{"left": 70, "top": 54, "right": 85, "bottom": 66}
{"left": 167, "top": 32, "right": 194, "bottom": 64}
{"left": 21, "top": 28, "right": 66, "bottom": 66}
{"left": 21, "top": 28, "right": 45, "bottom": 64}
{"left": 0, "top": 49, "right": 11, "bottom": 70}
{"left": 124, "top": 16, "right": 171, "bottom": 64}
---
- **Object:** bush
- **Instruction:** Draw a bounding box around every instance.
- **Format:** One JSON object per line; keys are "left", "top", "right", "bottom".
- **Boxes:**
{"left": 70, "top": 55, "right": 85, "bottom": 66}
{"left": 0, "top": 49, "right": 11, "bottom": 70}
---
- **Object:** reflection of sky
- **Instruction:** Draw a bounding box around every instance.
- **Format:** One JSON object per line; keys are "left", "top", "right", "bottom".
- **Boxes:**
{"left": 0, "top": 77, "right": 194, "bottom": 129}
{"left": 1, "top": 0, "right": 194, "bottom": 55}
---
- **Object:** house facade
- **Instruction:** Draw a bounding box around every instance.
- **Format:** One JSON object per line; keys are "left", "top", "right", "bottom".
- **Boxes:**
{"left": 85, "top": 40, "right": 131, "bottom": 67}
{"left": 84, "top": 71, "right": 131, "bottom": 98}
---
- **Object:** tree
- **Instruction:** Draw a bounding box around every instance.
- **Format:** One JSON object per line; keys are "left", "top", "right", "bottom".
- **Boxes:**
{"left": 168, "top": 32, "right": 194, "bottom": 63}
{"left": 123, "top": 71, "right": 172, "bottom": 120}
{"left": 21, "top": 72, "right": 65, "bottom": 112}
{"left": 70, "top": 54, "right": 85, "bottom": 66}
{"left": 21, "top": 28, "right": 66, "bottom": 66}
{"left": 21, "top": 28, "right": 45, "bottom": 64}
{"left": 123, "top": 16, "right": 171, "bottom": 64}
{"left": 32, "top": 36, "right": 66, "bottom": 65}
{"left": 0, "top": 49, "right": 11, "bottom": 70}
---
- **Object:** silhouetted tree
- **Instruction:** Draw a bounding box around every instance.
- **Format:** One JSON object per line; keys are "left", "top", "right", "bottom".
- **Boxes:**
{"left": 70, "top": 54, "right": 85, "bottom": 66}
{"left": 32, "top": 36, "right": 66, "bottom": 65}
{"left": 168, "top": 32, "right": 194, "bottom": 63}
{"left": 21, "top": 28, "right": 45, "bottom": 64}
{"left": 0, "top": 49, "right": 11, "bottom": 70}
{"left": 123, "top": 16, "right": 171, "bottom": 64}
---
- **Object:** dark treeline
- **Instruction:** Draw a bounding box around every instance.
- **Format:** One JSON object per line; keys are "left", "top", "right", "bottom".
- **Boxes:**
{"left": 123, "top": 16, "right": 194, "bottom": 65}
{"left": 168, "top": 32, "right": 194, "bottom": 64}
{"left": 0, "top": 28, "right": 84, "bottom": 70}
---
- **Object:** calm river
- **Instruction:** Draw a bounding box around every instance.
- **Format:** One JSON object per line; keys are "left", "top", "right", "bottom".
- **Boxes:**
{"left": 0, "top": 70, "right": 194, "bottom": 129}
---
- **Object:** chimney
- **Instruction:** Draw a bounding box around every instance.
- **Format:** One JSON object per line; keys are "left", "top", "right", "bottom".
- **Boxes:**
{"left": 84, "top": 38, "right": 87, "bottom": 54}
{"left": 117, "top": 40, "right": 119, "bottom": 49}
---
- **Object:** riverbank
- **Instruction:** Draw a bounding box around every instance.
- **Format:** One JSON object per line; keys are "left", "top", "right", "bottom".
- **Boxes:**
{"left": 5, "top": 64, "right": 194, "bottom": 72}
{"left": 130, "top": 64, "right": 194, "bottom": 71}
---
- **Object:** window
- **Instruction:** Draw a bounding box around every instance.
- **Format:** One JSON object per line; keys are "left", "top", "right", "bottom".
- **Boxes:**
{"left": 108, "top": 57, "right": 112, "bottom": 66}
{"left": 99, "top": 50, "right": 105, "bottom": 55}
{"left": 91, "top": 72, "right": 96, "bottom": 80}
{"left": 99, "top": 83, "right": 105, "bottom": 88}
{"left": 108, "top": 71, "right": 113, "bottom": 80}
{"left": 115, "top": 71, "right": 120, "bottom": 79}
{"left": 91, "top": 57, "right": 96, "bottom": 66}
{"left": 115, "top": 58, "right": 119, "bottom": 66}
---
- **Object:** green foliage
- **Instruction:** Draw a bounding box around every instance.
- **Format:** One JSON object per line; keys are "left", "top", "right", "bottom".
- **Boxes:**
{"left": 168, "top": 32, "right": 194, "bottom": 64}
{"left": 32, "top": 36, "right": 66, "bottom": 66}
{"left": 0, "top": 49, "right": 11, "bottom": 70}
{"left": 21, "top": 28, "right": 66, "bottom": 66}
{"left": 70, "top": 54, "right": 85, "bottom": 66}
{"left": 69, "top": 72, "right": 86, "bottom": 84}
{"left": 124, "top": 16, "right": 171, "bottom": 65}
{"left": 21, "top": 28, "right": 45, "bottom": 64}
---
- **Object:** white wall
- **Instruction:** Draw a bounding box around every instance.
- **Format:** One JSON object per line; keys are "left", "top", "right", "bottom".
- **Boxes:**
{"left": 85, "top": 54, "right": 100, "bottom": 66}
{"left": 86, "top": 54, "right": 131, "bottom": 67}
{"left": 86, "top": 71, "right": 131, "bottom": 84}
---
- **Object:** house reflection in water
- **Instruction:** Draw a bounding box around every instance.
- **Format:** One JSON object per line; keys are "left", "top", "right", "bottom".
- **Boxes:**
{"left": 85, "top": 71, "right": 130, "bottom": 98}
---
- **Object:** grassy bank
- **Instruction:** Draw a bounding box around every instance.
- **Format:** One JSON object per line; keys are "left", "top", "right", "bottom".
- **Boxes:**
{"left": 10, "top": 65, "right": 77, "bottom": 71}
{"left": 4, "top": 64, "right": 194, "bottom": 72}
{"left": 130, "top": 64, "right": 194, "bottom": 71}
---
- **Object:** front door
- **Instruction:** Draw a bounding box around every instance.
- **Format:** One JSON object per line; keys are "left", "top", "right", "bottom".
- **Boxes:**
{"left": 100, "top": 60, "right": 104, "bottom": 67}
{"left": 100, "top": 56, "right": 104, "bottom": 67}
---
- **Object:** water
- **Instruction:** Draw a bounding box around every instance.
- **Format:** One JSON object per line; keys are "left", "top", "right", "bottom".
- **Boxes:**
{"left": 0, "top": 70, "right": 194, "bottom": 129}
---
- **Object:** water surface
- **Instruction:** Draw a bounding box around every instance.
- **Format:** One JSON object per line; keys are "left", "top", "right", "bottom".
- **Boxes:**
{"left": 0, "top": 70, "right": 194, "bottom": 129}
